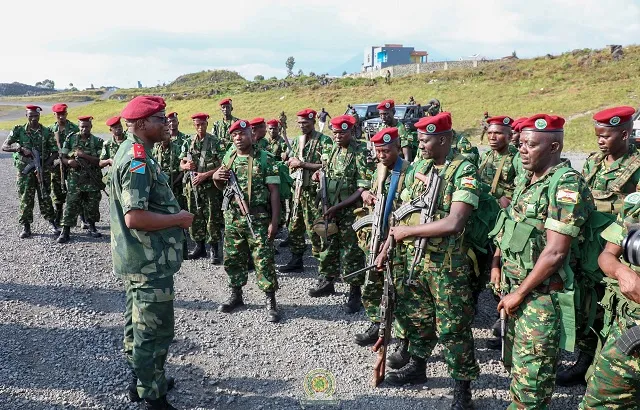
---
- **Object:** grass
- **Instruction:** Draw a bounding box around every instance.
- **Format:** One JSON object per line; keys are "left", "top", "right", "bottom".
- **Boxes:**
{"left": 1, "top": 46, "right": 638, "bottom": 152}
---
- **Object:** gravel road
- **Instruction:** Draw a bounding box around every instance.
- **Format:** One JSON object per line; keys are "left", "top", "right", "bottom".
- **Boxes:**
{"left": 0, "top": 130, "right": 590, "bottom": 410}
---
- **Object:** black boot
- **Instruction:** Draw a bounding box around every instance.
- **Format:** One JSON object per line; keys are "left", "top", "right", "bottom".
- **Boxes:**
{"left": 19, "top": 223, "right": 31, "bottom": 239}
{"left": 79, "top": 213, "right": 89, "bottom": 230}
{"left": 209, "top": 242, "right": 221, "bottom": 265}
{"left": 386, "top": 356, "right": 427, "bottom": 385}
{"left": 88, "top": 222, "right": 102, "bottom": 238}
{"left": 248, "top": 258, "right": 255, "bottom": 271}
{"left": 218, "top": 287, "right": 244, "bottom": 313}
{"left": 182, "top": 240, "right": 188, "bottom": 260}
{"left": 486, "top": 337, "right": 501, "bottom": 351}
{"left": 265, "top": 291, "right": 280, "bottom": 323}
{"left": 144, "top": 396, "right": 177, "bottom": 410}
{"left": 556, "top": 351, "right": 592, "bottom": 387}
{"left": 308, "top": 277, "right": 335, "bottom": 297}
{"left": 49, "top": 219, "right": 61, "bottom": 235}
{"left": 187, "top": 241, "right": 206, "bottom": 260}
{"left": 344, "top": 285, "right": 362, "bottom": 313}
{"left": 57, "top": 226, "right": 70, "bottom": 244}
{"left": 128, "top": 374, "right": 175, "bottom": 402}
{"left": 491, "top": 318, "right": 501, "bottom": 338}
{"left": 278, "top": 252, "right": 303, "bottom": 273}
{"left": 354, "top": 322, "right": 380, "bottom": 346}
{"left": 386, "top": 338, "right": 410, "bottom": 369}
{"left": 54, "top": 203, "right": 63, "bottom": 226}
{"left": 451, "top": 380, "right": 473, "bottom": 410}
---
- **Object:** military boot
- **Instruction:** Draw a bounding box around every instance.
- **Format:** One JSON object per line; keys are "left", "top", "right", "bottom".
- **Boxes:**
{"left": 209, "top": 242, "right": 221, "bottom": 265}
{"left": 88, "top": 222, "right": 102, "bottom": 238}
{"left": 19, "top": 223, "right": 31, "bottom": 239}
{"left": 57, "top": 226, "right": 71, "bottom": 244}
{"left": 187, "top": 241, "right": 206, "bottom": 260}
{"left": 556, "top": 351, "right": 592, "bottom": 387}
{"left": 386, "top": 356, "right": 427, "bottom": 385}
{"left": 54, "top": 203, "right": 63, "bottom": 226}
{"left": 386, "top": 338, "right": 410, "bottom": 369}
{"left": 344, "top": 285, "right": 362, "bottom": 313}
{"left": 354, "top": 322, "right": 380, "bottom": 346}
{"left": 128, "top": 375, "right": 175, "bottom": 402}
{"left": 265, "top": 291, "right": 280, "bottom": 323}
{"left": 49, "top": 219, "right": 61, "bottom": 235}
{"left": 451, "top": 380, "right": 473, "bottom": 410}
{"left": 308, "top": 277, "right": 335, "bottom": 297}
{"left": 278, "top": 252, "right": 303, "bottom": 273}
{"left": 182, "top": 240, "right": 189, "bottom": 260}
{"left": 144, "top": 396, "right": 177, "bottom": 410}
{"left": 218, "top": 287, "right": 244, "bottom": 313}
{"left": 79, "top": 213, "right": 89, "bottom": 230}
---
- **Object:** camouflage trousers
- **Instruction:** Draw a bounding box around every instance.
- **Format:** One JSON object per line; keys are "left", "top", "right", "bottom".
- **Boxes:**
{"left": 223, "top": 212, "right": 278, "bottom": 292}
{"left": 122, "top": 275, "right": 175, "bottom": 400}
{"left": 50, "top": 166, "right": 66, "bottom": 206}
{"left": 172, "top": 182, "right": 187, "bottom": 211}
{"left": 16, "top": 171, "right": 55, "bottom": 224}
{"left": 61, "top": 189, "right": 101, "bottom": 227}
{"left": 318, "top": 208, "right": 365, "bottom": 286}
{"left": 185, "top": 184, "right": 222, "bottom": 243}
{"left": 287, "top": 189, "right": 321, "bottom": 257}
{"left": 394, "top": 248, "right": 480, "bottom": 380}
{"left": 575, "top": 281, "right": 606, "bottom": 357}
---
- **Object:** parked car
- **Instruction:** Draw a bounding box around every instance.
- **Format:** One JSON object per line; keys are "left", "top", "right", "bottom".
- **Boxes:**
{"left": 362, "top": 104, "right": 423, "bottom": 137}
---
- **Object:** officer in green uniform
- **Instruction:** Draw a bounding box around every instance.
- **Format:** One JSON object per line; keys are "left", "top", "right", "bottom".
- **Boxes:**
{"left": 213, "top": 119, "right": 281, "bottom": 322}
{"left": 308, "top": 115, "right": 370, "bottom": 312}
{"left": 180, "top": 112, "right": 225, "bottom": 263}
{"left": 211, "top": 98, "right": 238, "bottom": 152}
{"left": 57, "top": 116, "right": 105, "bottom": 242}
{"left": 490, "top": 114, "right": 594, "bottom": 409}
{"left": 99, "top": 116, "right": 127, "bottom": 187}
{"left": 110, "top": 95, "right": 193, "bottom": 410}
{"left": 377, "top": 99, "right": 415, "bottom": 162}
{"left": 2, "top": 105, "right": 59, "bottom": 238}
{"left": 250, "top": 117, "right": 269, "bottom": 151}
{"left": 279, "top": 109, "right": 333, "bottom": 272}
{"left": 557, "top": 106, "right": 640, "bottom": 386}
{"left": 166, "top": 112, "right": 188, "bottom": 148}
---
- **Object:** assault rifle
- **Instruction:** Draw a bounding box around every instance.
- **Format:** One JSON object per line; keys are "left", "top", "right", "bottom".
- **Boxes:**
{"left": 288, "top": 134, "right": 307, "bottom": 225}
{"left": 372, "top": 232, "right": 396, "bottom": 387}
{"left": 281, "top": 135, "right": 294, "bottom": 157}
{"left": 616, "top": 325, "right": 640, "bottom": 355}
{"left": 21, "top": 148, "right": 44, "bottom": 193}
{"left": 184, "top": 152, "right": 200, "bottom": 210}
{"left": 316, "top": 158, "right": 329, "bottom": 242}
{"left": 75, "top": 156, "right": 109, "bottom": 198}
{"left": 222, "top": 169, "right": 256, "bottom": 238}
{"left": 54, "top": 131, "right": 66, "bottom": 193}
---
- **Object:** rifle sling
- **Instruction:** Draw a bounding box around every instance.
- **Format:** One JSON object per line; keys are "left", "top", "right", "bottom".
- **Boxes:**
{"left": 225, "top": 150, "right": 254, "bottom": 205}
{"left": 490, "top": 155, "right": 509, "bottom": 195}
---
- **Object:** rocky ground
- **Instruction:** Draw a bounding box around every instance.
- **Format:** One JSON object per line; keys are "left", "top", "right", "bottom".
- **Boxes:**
{"left": 0, "top": 130, "right": 589, "bottom": 410}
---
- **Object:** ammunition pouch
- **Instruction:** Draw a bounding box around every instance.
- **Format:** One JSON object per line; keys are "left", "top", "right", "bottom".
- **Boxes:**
{"left": 312, "top": 218, "right": 339, "bottom": 237}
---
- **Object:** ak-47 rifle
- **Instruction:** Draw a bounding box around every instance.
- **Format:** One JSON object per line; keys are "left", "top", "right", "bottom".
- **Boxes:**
{"left": 281, "top": 134, "right": 294, "bottom": 157}
{"left": 288, "top": 133, "right": 307, "bottom": 225}
{"left": 316, "top": 157, "right": 329, "bottom": 242}
{"left": 372, "top": 231, "right": 396, "bottom": 387}
{"left": 222, "top": 169, "right": 256, "bottom": 237}
{"left": 22, "top": 147, "right": 44, "bottom": 193}
{"left": 184, "top": 152, "right": 200, "bottom": 210}
{"left": 75, "top": 156, "right": 109, "bottom": 198}
{"left": 499, "top": 267, "right": 507, "bottom": 362}
{"left": 54, "top": 131, "right": 66, "bottom": 193}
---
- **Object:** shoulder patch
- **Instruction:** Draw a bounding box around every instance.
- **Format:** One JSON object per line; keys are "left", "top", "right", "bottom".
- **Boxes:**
{"left": 624, "top": 192, "right": 640, "bottom": 205}
{"left": 130, "top": 160, "right": 146, "bottom": 174}
{"left": 461, "top": 176, "right": 477, "bottom": 189}
{"left": 133, "top": 143, "right": 146, "bottom": 160}
{"left": 556, "top": 189, "right": 578, "bottom": 204}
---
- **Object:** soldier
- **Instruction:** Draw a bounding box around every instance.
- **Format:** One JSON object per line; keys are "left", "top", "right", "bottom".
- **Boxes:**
{"left": 377, "top": 99, "right": 415, "bottom": 162}
{"left": 213, "top": 119, "right": 281, "bottom": 322}
{"left": 266, "top": 119, "right": 288, "bottom": 158}
{"left": 453, "top": 129, "right": 480, "bottom": 166}
{"left": 279, "top": 109, "right": 333, "bottom": 273}
{"left": 250, "top": 117, "right": 269, "bottom": 151}
{"left": 166, "top": 112, "right": 188, "bottom": 146}
{"left": 557, "top": 106, "right": 640, "bottom": 387}
{"left": 490, "top": 114, "right": 594, "bottom": 409}
{"left": 308, "top": 115, "right": 370, "bottom": 311}
{"left": 1, "top": 105, "right": 59, "bottom": 238}
{"left": 110, "top": 95, "right": 193, "bottom": 410}
{"left": 425, "top": 99, "right": 441, "bottom": 117}
{"left": 57, "top": 116, "right": 105, "bottom": 243}
{"left": 266, "top": 119, "right": 292, "bottom": 227}
{"left": 99, "top": 116, "right": 127, "bottom": 187}
{"left": 511, "top": 117, "right": 527, "bottom": 177}
{"left": 279, "top": 111, "right": 288, "bottom": 139}
{"left": 153, "top": 120, "right": 186, "bottom": 210}
{"left": 180, "top": 113, "right": 224, "bottom": 263}
{"left": 479, "top": 111, "right": 490, "bottom": 144}
{"left": 211, "top": 98, "right": 238, "bottom": 151}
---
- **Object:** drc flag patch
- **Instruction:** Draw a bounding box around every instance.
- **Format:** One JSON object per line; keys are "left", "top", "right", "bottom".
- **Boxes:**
{"left": 130, "top": 160, "right": 146, "bottom": 174}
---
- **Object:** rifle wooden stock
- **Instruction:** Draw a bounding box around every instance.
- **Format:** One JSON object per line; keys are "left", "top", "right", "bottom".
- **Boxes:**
{"left": 371, "top": 232, "right": 395, "bottom": 387}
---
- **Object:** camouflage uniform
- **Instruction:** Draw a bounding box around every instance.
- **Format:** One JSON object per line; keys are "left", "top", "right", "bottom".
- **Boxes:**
{"left": 100, "top": 134, "right": 126, "bottom": 186}
{"left": 6, "top": 124, "right": 57, "bottom": 224}
{"left": 221, "top": 147, "right": 280, "bottom": 291}
{"left": 255, "top": 137, "right": 269, "bottom": 152}
{"left": 212, "top": 116, "right": 238, "bottom": 152}
{"left": 453, "top": 131, "right": 479, "bottom": 166}
{"left": 397, "top": 122, "right": 417, "bottom": 158}
{"left": 490, "top": 163, "right": 594, "bottom": 409}
{"left": 478, "top": 144, "right": 519, "bottom": 200}
{"left": 580, "top": 195, "right": 640, "bottom": 409}
{"left": 394, "top": 152, "right": 481, "bottom": 380}
{"left": 153, "top": 136, "right": 187, "bottom": 210}
{"left": 110, "top": 133, "right": 184, "bottom": 401}
{"left": 266, "top": 136, "right": 292, "bottom": 225}
{"left": 48, "top": 121, "right": 80, "bottom": 206}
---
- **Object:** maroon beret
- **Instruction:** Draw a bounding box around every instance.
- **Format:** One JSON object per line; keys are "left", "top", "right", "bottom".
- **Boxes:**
{"left": 166, "top": 112, "right": 178, "bottom": 118}
{"left": 593, "top": 106, "right": 636, "bottom": 127}
{"left": 52, "top": 103, "right": 68, "bottom": 113}
{"left": 266, "top": 119, "right": 279, "bottom": 127}
{"left": 416, "top": 112, "right": 453, "bottom": 135}
{"left": 330, "top": 115, "right": 356, "bottom": 131}
{"left": 377, "top": 99, "right": 395, "bottom": 110}
{"left": 487, "top": 116, "right": 514, "bottom": 127}
{"left": 371, "top": 127, "right": 399, "bottom": 146}
{"left": 121, "top": 96, "right": 166, "bottom": 120}
{"left": 296, "top": 108, "right": 317, "bottom": 119}
{"left": 25, "top": 105, "right": 42, "bottom": 112}
{"left": 219, "top": 98, "right": 232, "bottom": 106}
{"left": 249, "top": 117, "right": 266, "bottom": 126}
{"left": 520, "top": 114, "right": 565, "bottom": 132}
{"left": 190, "top": 112, "right": 210, "bottom": 121}
{"left": 229, "top": 119, "right": 250, "bottom": 134}
{"left": 106, "top": 116, "right": 121, "bottom": 127}
{"left": 77, "top": 115, "right": 93, "bottom": 122}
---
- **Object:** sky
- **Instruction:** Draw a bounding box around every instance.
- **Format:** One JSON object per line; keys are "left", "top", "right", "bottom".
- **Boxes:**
{"left": 3, "top": 0, "right": 639, "bottom": 90}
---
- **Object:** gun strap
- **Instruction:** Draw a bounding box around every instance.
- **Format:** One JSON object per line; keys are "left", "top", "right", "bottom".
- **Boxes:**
{"left": 225, "top": 150, "right": 254, "bottom": 205}
{"left": 197, "top": 135, "right": 210, "bottom": 173}
{"left": 328, "top": 144, "right": 356, "bottom": 206}
{"left": 490, "top": 155, "right": 509, "bottom": 195}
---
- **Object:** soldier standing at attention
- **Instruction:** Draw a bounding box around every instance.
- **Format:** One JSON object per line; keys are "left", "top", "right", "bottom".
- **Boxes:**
{"left": 279, "top": 111, "right": 288, "bottom": 139}
{"left": 377, "top": 99, "right": 415, "bottom": 162}
{"left": 57, "top": 116, "right": 105, "bottom": 243}
{"left": 490, "top": 114, "right": 594, "bottom": 409}
{"left": 167, "top": 112, "right": 188, "bottom": 148}
{"left": 211, "top": 98, "right": 238, "bottom": 151}
{"left": 180, "top": 113, "right": 224, "bottom": 263}
{"left": 557, "top": 106, "right": 640, "bottom": 387}
{"left": 266, "top": 119, "right": 292, "bottom": 228}
{"left": 213, "top": 119, "right": 282, "bottom": 322}
{"left": 99, "top": 116, "right": 127, "bottom": 187}
{"left": 318, "top": 108, "right": 331, "bottom": 132}
{"left": 110, "top": 95, "right": 193, "bottom": 410}
{"left": 250, "top": 117, "right": 269, "bottom": 151}
{"left": 266, "top": 119, "right": 287, "bottom": 158}
{"left": 2, "top": 105, "right": 59, "bottom": 238}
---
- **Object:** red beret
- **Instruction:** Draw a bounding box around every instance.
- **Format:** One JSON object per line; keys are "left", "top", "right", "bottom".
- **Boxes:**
{"left": 25, "top": 105, "right": 42, "bottom": 112}
{"left": 105, "top": 116, "right": 121, "bottom": 127}
{"left": 77, "top": 115, "right": 93, "bottom": 121}
{"left": 377, "top": 99, "right": 395, "bottom": 110}
{"left": 371, "top": 127, "right": 399, "bottom": 146}
{"left": 52, "top": 103, "right": 68, "bottom": 113}
{"left": 219, "top": 98, "right": 232, "bottom": 106}
{"left": 121, "top": 96, "right": 166, "bottom": 120}
{"left": 229, "top": 119, "right": 250, "bottom": 134}
{"left": 593, "top": 106, "right": 636, "bottom": 127}
{"left": 266, "top": 119, "right": 279, "bottom": 127}
{"left": 415, "top": 112, "right": 453, "bottom": 135}
{"left": 190, "top": 112, "right": 210, "bottom": 121}
{"left": 297, "top": 108, "right": 317, "bottom": 119}
{"left": 249, "top": 117, "right": 265, "bottom": 126}
{"left": 166, "top": 112, "right": 178, "bottom": 118}
{"left": 512, "top": 117, "right": 527, "bottom": 132}
{"left": 487, "top": 116, "right": 514, "bottom": 127}
{"left": 330, "top": 115, "right": 356, "bottom": 131}
{"left": 520, "top": 114, "right": 565, "bottom": 132}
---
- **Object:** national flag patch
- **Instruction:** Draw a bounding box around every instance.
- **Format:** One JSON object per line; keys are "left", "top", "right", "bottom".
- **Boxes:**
{"left": 130, "top": 160, "right": 146, "bottom": 174}
{"left": 461, "top": 176, "right": 477, "bottom": 189}
{"left": 556, "top": 189, "right": 578, "bottom": 204}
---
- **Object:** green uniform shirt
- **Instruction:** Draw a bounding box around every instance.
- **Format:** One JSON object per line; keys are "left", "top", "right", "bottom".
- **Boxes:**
{"left": 478, "top": 144, "right": 520, "bottom": 199}
{"left": 266, "top": 136, "right": 288, "bottom": 159}
{"left": 324, "top": 140, "right": 371, "bottom": 205}
{"left": 48, "top": 121, "right": 80, "bottom": 149}
{"left": 152, "top": 137, "right": 183, "bottom": 184}
{"left": 212, "top": 116, "right": 239, "bottom": 152}
{"left": 453, "top": 131, "right": 479, "bottom": 166}
{"left": 255, "top": 137, "right": 269, "bottom": 152}
{"left": 290, "top": 130, "right": 333, "bottom": 191}
{"left": 61, "top": 133, "right": 104, "bottom": 192}
{"left": 6, "top": 124, "right": 58, "bottom": 171}
{"left": 179, "top": 133, "right": 224, "bottom": 190}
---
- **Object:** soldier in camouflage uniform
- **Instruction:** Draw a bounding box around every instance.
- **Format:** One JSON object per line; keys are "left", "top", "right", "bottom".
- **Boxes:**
{"left": 213, "top": 119, "right": 281, "bottom": 322}
{"left": 267, "top": 119, "right": 292, "bottom": 227}
{"left": 1, "top": 105, "right": 59, "bottom": 238}
{"left": 377, "top": 99, "right": 416, "bottom": 162}
{"left": 57, "top": 116, "right": 105, "bottom": 242}
{"left": 452, "top": 129, "right": 479, "bottom": 166}
{"left": 110, "top": 96, "right": 193, "bottom": 410}
{"left": 478, "top": 116, "right": 519, "bottom": 208}
{"left": 99, "top": 116, "right": 127, "bottom": 187}
{"left": 479, "top": 111, "right": 489, "bottom": 144}
{"left": 153, "top": 124, "right": 186, "bottom": 210}
{"left": 167, "top": 111, "right": 188, "bottom": 148}
{"left": 279, "top": 109, "right": 333, "bottom": 272}
{"left": 489, "top": 114, "right": 594, "bottom": 409}
{"left": 250, "top": 117, "right": 269, "bottom": 151}
{"left": 511, "top": 118, "right": 526, "bottom": 177}
{"left": 279, "top": 111, "right": 288, "bottom": 139}
{"left": 308, "top": 115, "right": 370, "bottom": 312}
{"left": 211, "top": 98, "right": 238, "bottom": 152}
{"left": 557, "top": 106, "right": 640, "bottom": 387}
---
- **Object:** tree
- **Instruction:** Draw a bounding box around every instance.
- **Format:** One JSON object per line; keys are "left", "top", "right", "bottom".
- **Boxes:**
{"left": 68, "top": 82, "right": 74, "bottom": 88}
{"left": 297, "top": 69, "right": 304, "bottom": 76}
{"left": 342, "top": 71, "right": 347, "bottom": 76}
{"left": 35, "top": 79, "right": 55, "bottom": 89}
{"left": 309, "top": 72, "right": 316, "bottom": 77}
{"left": 254, "top": 74, "right": 265, "bottom": 81}
{"left": 285, "top": 56, "right": 295, "bottom": 76}
{"left": 269, "top": 76, "right": 277, "bottom": 81}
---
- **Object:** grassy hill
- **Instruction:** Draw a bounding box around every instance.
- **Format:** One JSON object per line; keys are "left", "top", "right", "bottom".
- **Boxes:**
{"left": 1, "top": 46, "right": 639, "bottom": 152}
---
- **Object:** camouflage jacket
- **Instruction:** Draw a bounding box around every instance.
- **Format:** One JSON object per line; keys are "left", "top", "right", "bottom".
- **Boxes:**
{"left": 100, "top": 135, "right": 126, "bottom": 162}
{"left": 152, "top": 137, "right": 183, "bottom": 186}
{"left": 179, "top": 133, "right": 224, "bottom": 190}
{"left": 6, "top": 124, "right": 58, "bottom": 172}
{"left": 290, "top": 130, "right": 333, "bottom": 191}
{"left": 61, "top": 133, "right": 105, "bottom": 191}
{"left": 453, "top": 130, "right": 479, "bottom": 166}
{"left": 255, "top": 137, "right": 269, "bottom": 152}
{"left": 266, "top": 137, "right": 288, "bottom": 159}
{"left": 48, "top": 121, "right": 80, "bottom": 149}
{"left": 170, "top": 131, "right": 189, "bottom": 148}
{"left": 212, "top": 116, "right": 239, "bottom": 152}
{"left": 323, "top": 140, "right": 371, "bottom": 206}
{"left": 478, "top": 144, "right": 520, "bottom": 199}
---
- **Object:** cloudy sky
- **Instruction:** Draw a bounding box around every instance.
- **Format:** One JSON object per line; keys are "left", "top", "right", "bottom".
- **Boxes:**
{"left": 3, "top": 0, "right": 639, "bottom": 89}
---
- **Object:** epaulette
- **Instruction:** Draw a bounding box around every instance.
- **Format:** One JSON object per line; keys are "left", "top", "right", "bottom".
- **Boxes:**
{"left": 133, "top": 143, "right": 146, "bottom": 160}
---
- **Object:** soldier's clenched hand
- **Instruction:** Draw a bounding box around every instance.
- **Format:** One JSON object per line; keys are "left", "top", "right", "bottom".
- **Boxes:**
{"left": 617, "top": 266, "right": 640, "bottom": 304}
{"left": 213, "top": 167, "right": 230, "bottom": 182}
{"left": 176, "top": 210, "right": 194, "bottom": 229}
{"left": 497, "top": 292, "right": 525, "bottom": 316}
{"left": 361, "top": 190, "right": 376, "bottom": 206}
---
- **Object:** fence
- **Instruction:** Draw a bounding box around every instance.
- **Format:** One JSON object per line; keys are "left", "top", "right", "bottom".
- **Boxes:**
{"left": 351, "top": 59, "right": 495, "bottom": 79}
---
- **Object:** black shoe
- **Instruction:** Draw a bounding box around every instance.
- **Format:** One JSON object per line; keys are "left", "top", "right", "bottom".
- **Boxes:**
{"left": 491, "top": 318, "right": 501, "bottom": 338}
{"left": 386, "top": 356, "right": 427, "bottom": 385}
{"left": 144, "top": 396, "right": 177, "bottom": 410}
{"left": 56, "top": 226, "right": 70, "bottom": 244}
{"left": 248, "top": 258, "right": 255, "bottom": 271}
{"left": 88, "top": 222, "right": 102, "bottom": 238}
{"left": 129, "top": 375, "right": 175, "bottom": 402}
{"left": 278, "top": 253, "right": 303, "bottom": 273}
{"left": 209, "top": 242, "right": 222, "bottom": 265}
{"left": 308, "top": 277, "right": 335, "bottom": 297}
{"left": 451, "top": 380, "right": 473, "bottom": 410}
{"left": 49, "top": 219, "right": 61, "bottom": 235}
{"left": 19, "top": 223, "right": 31, "bottom": 239}
{"left": 278, "top": 237, "right": 290, "bottom": 248}
{"left": 486, "top": 337, "right": 501, "bottom": 351}
{"left": 344, "top": 285, "right": 362, "bottom": 313}
{"left": 556, "top": 351, "right": 592, "bottom": 387}
{"left": 218, "top": 287, "right": 244, "bottom": 313}
{"left": 187, "top": 241, "right": 206, "bottom": 260}
{"left": 354, "top": 322, "right": 380, "bottom": 346}
{"left": 387, "top": 338, "right": 410, "bottom": 369}
{"left": 266, "top": 291, "right": 280, "bottom": 323}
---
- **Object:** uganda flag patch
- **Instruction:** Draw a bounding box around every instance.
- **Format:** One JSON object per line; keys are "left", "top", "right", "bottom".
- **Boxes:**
{"left": 130, "top": 160, "right": 146, "bottom": 174}
{"left": 556, "top": 189, "right": 578, "bottom": 204}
